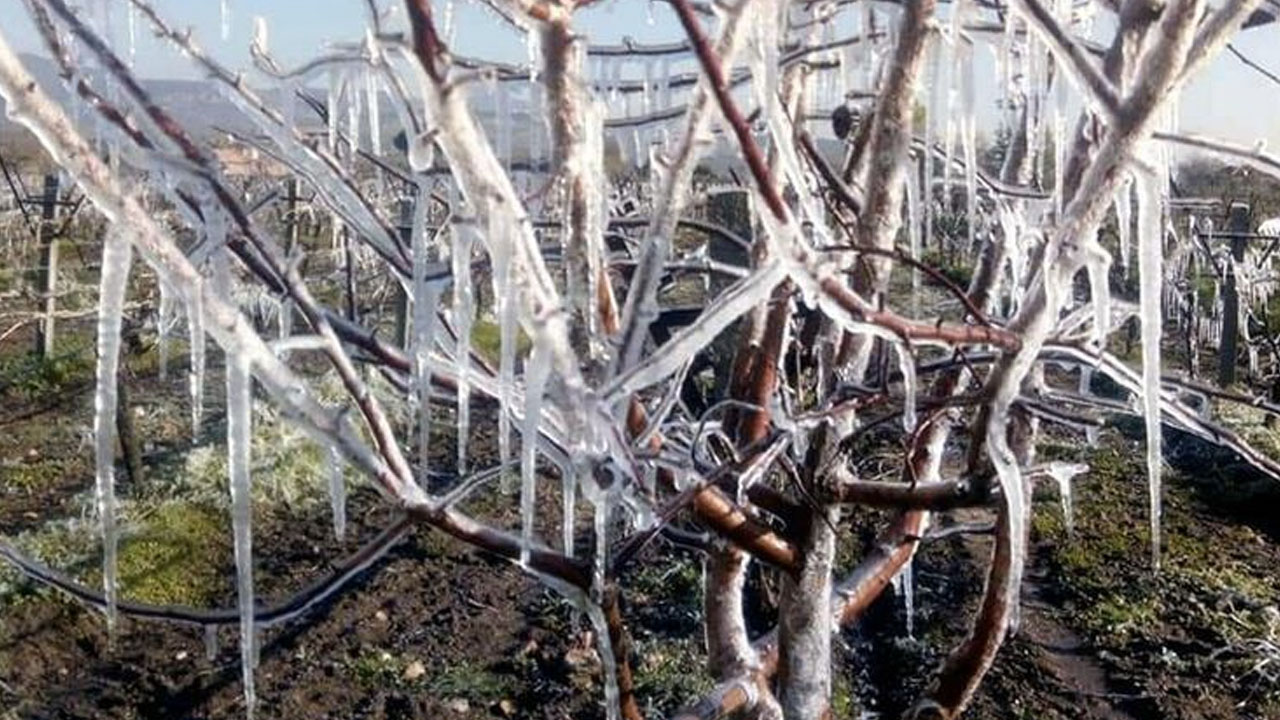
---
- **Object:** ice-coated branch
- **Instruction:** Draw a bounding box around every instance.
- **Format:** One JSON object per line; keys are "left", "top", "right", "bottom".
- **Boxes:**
{"left": 121, "top": 0, "right": 410, "bottom": 273}
{"left": 0, "top": 28, "right": 595, "bottom": 604}
{"left": 611, "top": 0, "right": 757, "bottom": 377}
{"left": 1004, "top": 0, "right": 1121, "bottom": 118}
{"left": 35, "top": 0, "right": 424, "bottom": 497}
{"left": 401, "top": 3, "right": 587, "bottom": 400}
{"left": 923, "top": 0, "right": 1210, "bottom": 712}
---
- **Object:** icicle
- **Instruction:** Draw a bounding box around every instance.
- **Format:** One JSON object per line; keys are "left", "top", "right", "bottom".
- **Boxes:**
{"left": 410, "top": 190, "right": 440, "bottom": 481}
{"left": 490, "top": 214, "right": 516, "bottom": 478}
{"left": 1136, "top": 171, "right": 1163, "bottom": 570}
{"left": 453, "top": 223, "right": 475, "bottom": 473}
{"left": 346, "top": 71, "right": 363, "bottom": 155}
{"left": 365, "top": 68, "right": 382, "bottom": 156}
{"left": 520, "top": 338, "right": 553, "bottom": 567}
{"left": 221, "top": 0, "right": 231, "bottom": 41}
{"left": 326, "top": 69, "right": 343, "bottom": 153}
{"left": 896, "top": 343, "right": 917, "bottom": 432}
{"left": 495, "top": 82, "right": 511, "bottom": 167}
{"left": 1087, "top": 254, "right": 1111, "bottom": 345}
{"left": 227, "top": 352, "right": 256, "bottom": 717}
{"left": 659, "top": 57, "right": 673, "bottom": 110}
{"left": 94, "top": 230, "right": 132, "bottom": 635}
{"left": 1115, "top": 180, "right": 1133, "bottom": 277}
{"left": 592, "top": 495, "right": 609, "bottom": 595}
{"left": 158, "top": 279, "right": 173, "bottom": 381}
{"left": 642, "top": 59, "right": 654, "bottom": 115}
{"left": 562, "top": 472, "right": 576, "bottom": 559}
{"left": 204, "top": 624, "right": 219, "bottom": 661}
{"left": 961, "top": 114, "right": 978, "bottom": 251}
{"left": 126, "top": 3, "right": 137, "bottom": 67}
{"left": 1045, "top": 461, "right": 1086, "bottom": 537}
{"left": 923, "top": 37, "right": 940, "bottom": 253}
{"left": 901, "top": 557, "right": 915, "bottom": 637}
{"left": 584, "top": 600, "right": 621, "bottom": 720}
{"left": 328, "top": 446, "right": 346, "bottom": 541}
{"left": 408, "top": 131, "right": 436, "bottom": 173}
{"left": 906, "top": 159, "right": 923, "bottom": 315}
{"left": 186, "top": 284, "right": 206, "bottom": 441}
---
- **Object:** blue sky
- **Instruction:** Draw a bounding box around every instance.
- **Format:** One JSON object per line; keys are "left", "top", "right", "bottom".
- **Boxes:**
{"left": 1, "top": 0, "right": 1278, "bottom": 148}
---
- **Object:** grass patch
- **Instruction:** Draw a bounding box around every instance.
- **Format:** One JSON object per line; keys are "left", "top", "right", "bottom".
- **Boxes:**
{"left": 108, "top": 502, "right": 227, "bottom": 607}
{"left": 0, "top": 340, "right": 93, "bottom": 400}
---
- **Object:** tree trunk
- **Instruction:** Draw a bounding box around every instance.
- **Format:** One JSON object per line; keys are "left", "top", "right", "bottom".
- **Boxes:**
{"left": 776, "top": 505, "right": 836, "bottom": 720}
{"left": 116, "top": 366, "right": 144, "bottom": 485}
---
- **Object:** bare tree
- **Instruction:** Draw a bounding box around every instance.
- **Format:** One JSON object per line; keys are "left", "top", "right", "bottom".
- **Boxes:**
{"left": 1, "top": 0, "right": 1278, "bottom": 719}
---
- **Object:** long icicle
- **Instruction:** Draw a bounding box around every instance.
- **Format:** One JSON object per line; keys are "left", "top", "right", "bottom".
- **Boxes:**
{"left": 227, "top": 350, "right": 256, "bottom": 717}
{"left": 93, "top": 229, "right": 133, "bottom": 635}
{"left": 410, "top": 187, "right": 440, "bottom": 482}
{"left": 1136, "top": 170, "right": 1164, "bottom": 570}
{"left": 453, "top": 222, "right": 474, "bottom": 473}
{"left": 520, "top": 337, "right": 553, "bottom": 567}
{"left": 187, "top": 281, "right": 206, "bottom": 441}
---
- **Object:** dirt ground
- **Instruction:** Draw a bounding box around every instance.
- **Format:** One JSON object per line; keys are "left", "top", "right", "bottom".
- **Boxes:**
{"left": 2, "top": 326, "right": 1279, "bottom": 719}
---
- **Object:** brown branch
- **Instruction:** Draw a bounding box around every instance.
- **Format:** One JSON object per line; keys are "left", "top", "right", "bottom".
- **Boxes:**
{"left": 668, "top": 0, "right": 787, "bottom": 222}
{"left": 670, "top": 510, "right": 927, "bottom": 719}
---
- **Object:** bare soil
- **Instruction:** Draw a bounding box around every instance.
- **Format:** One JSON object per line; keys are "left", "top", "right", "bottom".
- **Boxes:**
{"left": 2, "top": 328, "right": 1278, "bottom": 719}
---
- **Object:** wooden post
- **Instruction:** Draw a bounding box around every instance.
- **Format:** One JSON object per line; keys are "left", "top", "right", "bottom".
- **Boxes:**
{"left": 1218, "top": 202, "right": 1251, "bottom": 387}
{"left": 34, "top": 173, "right": 60, "bottom": 358}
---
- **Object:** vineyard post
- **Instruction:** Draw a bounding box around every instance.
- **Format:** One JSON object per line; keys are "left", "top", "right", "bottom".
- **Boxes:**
{"left": 34, "top": 172, "right": 60, "bottom": 358}
{"left": 1219, "top": 201, "right": 1251, "bottom": 386}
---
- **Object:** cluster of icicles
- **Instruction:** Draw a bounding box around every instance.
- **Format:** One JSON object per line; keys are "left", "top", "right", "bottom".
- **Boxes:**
{"left": 54, "top": 0, "right": 1250, "bottom": 718}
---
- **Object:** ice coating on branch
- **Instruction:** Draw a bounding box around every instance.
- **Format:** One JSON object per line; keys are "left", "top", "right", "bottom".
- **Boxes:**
{"left": 453, "top": 223, "right": 475, "bottom": 472}
{"left": 328, "top": 446, "right": 346, "bottom": 541}
{"left": 94, "top": 230, "right": 132, "bottom": 635}
{"left": 521, "top": 339, "right": 553, "bottom": 567}
{"left": 226, "top": 353, "right": 256, "bottom": 718}
{"left": 1136, "top": 171, "right": 1164, "bottom": 570}
{"left": 750, "top": 2, "right": 779, "bottom": 115}
{"left": 584, "top": 599, "right": 620, "bottom": 720}
{"left": 987, "top": 402, "right": 1027, "bottom": 633}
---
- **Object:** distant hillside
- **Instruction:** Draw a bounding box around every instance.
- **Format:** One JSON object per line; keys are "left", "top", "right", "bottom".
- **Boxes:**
{"left": 1, "top": 54, "right": 261, "bottom": 141}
